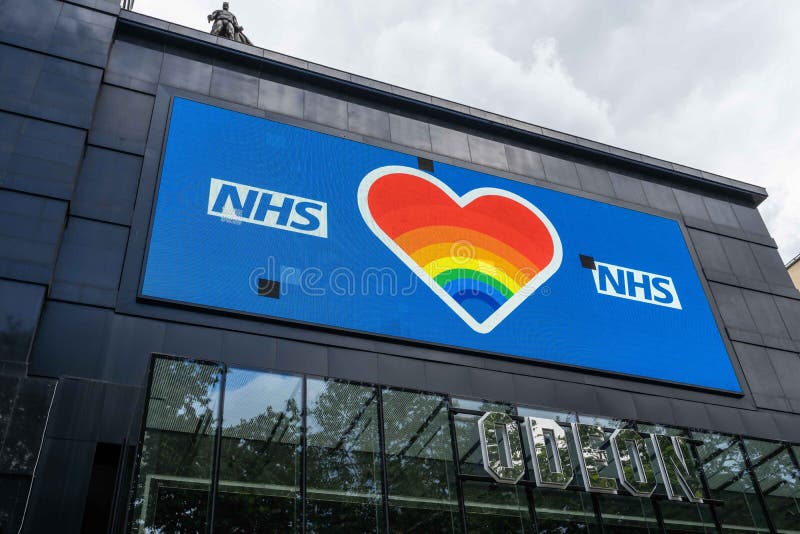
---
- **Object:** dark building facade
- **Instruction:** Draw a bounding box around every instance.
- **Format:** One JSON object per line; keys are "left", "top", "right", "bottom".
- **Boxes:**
{"left": 1, "top": 1, "right": 800, "bottom": 532}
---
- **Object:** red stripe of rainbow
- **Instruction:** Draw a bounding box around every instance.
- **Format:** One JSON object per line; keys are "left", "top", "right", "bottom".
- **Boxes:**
{"left": 367, "top": 172, "right": 555, "bottom": 312}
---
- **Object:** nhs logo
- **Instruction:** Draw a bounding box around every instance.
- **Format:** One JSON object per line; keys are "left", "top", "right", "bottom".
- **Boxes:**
{"left": 588, "top": 258, "right": 682, "bottom": 310}
{"left": 207, "top": 178, "right": 328, "bottom": 238}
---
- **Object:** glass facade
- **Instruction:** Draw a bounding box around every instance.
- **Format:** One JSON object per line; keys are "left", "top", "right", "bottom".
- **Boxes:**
{"left": 129, "top": 356, "right": 800, "bottom": 533}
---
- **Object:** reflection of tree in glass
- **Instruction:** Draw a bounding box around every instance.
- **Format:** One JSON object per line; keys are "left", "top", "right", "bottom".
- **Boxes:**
{"left": 383, "top": 389, "right": 461, "bottom": 533}
{"left": 305, "top": 379, "right": 382, "bottom": 532}
{"left": 130, "top": 359, "right": 222, "bottom": 533}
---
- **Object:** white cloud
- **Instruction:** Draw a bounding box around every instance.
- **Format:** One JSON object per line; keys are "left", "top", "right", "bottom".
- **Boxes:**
{"left": 133, "top": 0, "right": 800, "bottom": 261}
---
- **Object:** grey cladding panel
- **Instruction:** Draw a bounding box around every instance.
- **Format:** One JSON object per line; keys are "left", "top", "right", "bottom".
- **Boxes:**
{"left": 0, "top": 189, "right": 66, "bottom": 284}
{"left": 430, "top": 124, "right": 470, "bottom": 161}
{"left": 506, "top": 145, "right": 545, "bottom": 180}
{"left": 541, "top": 154, "right": 580, "bottom": 189}
{"left": 51, "top": 217, "right": 129, "bottom": 308}
{"left": 304, "top": 91, "right": 348, "bottom": 130}
{"left": 258, "top": 78, "right": 304, "bottom": 118}
{"left": 160, "top": 46, "right": 213, "bottom": 94}
{"left": 575, "top": 163, "right": 614, "bottom": 197}
{"left": 71, "top": 147, "right": 143, "bottom": 225}
{"left": 210, "top": 63, "right": 260, "bottom": 108}
{"left": 740, "top": 289, "right": 790, "bottom": 340}
{"left": 688, "top": 229, "right": 731, "bottom": 275}
{"left": 709, "top": 282, "right": 757, "bottom": 332}
{"left": 105, "top": 35, "right": 164, "bottom": 94}
{"left": 718, "top": 236, "right": 764, "bottom": 284}
{"left": 29, "top": 301, "right": 112, "bottom": 380}
{"left": 766, "top": 349, "right": 800, "bottom": 403}
{"left": 704, "top": 197, "right": 741, "bottom": 230}
{"left": 0, "top": 111, "right": 85, "bottom": 199}
{"left": 0, "top": 0, "right": 114, "bottom": 67}
{"left": 88, "top": 84, "right": 155, "bottom": 154}
{"left": 347, "top": 102, "right": 390, "bottom": 140}
{"left": 467, "top": 135, "right": 508, "bottom": 170}
{"left": 731, "top": 203, "right": 770, "bottom": 237}
{"left": 389, "top": 114, "right": 431, "bottom": 151}
{"left": 609, "top": 172, "right": 648, "bottom": 206}
{"left": 0, "top": 45, "right": 102, "bottom": 128}
{"left": 641, "top": 181, "right": 680, "bottom": 214}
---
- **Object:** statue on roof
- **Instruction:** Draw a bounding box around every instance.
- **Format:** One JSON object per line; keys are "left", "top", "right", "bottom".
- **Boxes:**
{"left": 208, "top": 2, "right": 253, "bottom": 46}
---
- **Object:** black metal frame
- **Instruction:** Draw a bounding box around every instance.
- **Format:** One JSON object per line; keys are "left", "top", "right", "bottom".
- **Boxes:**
{"left": 126, "top": 354, "right": 799, "bottom": 533}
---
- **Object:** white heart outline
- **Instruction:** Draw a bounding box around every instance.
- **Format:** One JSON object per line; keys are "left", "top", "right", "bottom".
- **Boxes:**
{"left": 357, "top": 165, "right": 563, "bottom": 334}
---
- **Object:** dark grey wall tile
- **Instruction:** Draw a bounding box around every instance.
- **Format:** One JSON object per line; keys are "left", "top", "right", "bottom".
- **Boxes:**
{"left": 98, "top": 382, "right": 143, "bottom": 443}
{"left": 0, "top": 189, "right": 66, "bottom": 284}
{"left": 609, "top": 172, "right": 647, "bottom": 206}
{"left": 328, "top": 347, "right": 378, "bottom": 384}
{"left": 642, "top": 181, "right": 680, "bottom": 214}
{"left": 304, "top": 91, "right": 347, "bottom": 130}
{"left": 274, "top": 339, "right": 328, "bottom": 376}
{"left": 377, "top": 354, "right": 425, "bottom": 390}
{"left": 29, "top": 302, "right": 111, "bottom": 379}
{"left": 704, "top": 197, "right": 740, "bottom": 230}
{"left": 258, "top": 78, "right": 304, "bottom": 118}
{"left": 575, "top": 163, "right": 614, "bottom": 197}
{"left": 704, "top": 404, "right": 745, "bottom": 436}
{"left": 0, "top": 0, "right": 114, "bottom": 67}
{"left": 766, "top": 349, "right": 800, "bottom": 404}
{"left": 51, "top": 217, "right": 128, "bottom": 308}
{"left": 739, "top": 411, "right": 780, "bottom": 441}
{"left": 688, "top": 229, "right": 732, "bottom": 276}
{"left": 740, "top": 289, "right": 789, "bottom": 340}
{"left": 734, "top": 343, "right": 785, "bottom": 398}
{"left": 467, "top": 135, "right": 508, "bottom": 171}
{"left": 104, "top": 35, "right": 164, "bottom": 94}
{"left": 104, "top": 314, "right": 165, "bottom": 385}
{"left": 389, "top": 114, "right": 431, "bottom": 151}
{"left": 160, "top": 46, "right": 213, "bottom": 94}
{"left": 163, "top": 322, "right": 224, "bottom": 361}
{"left": 88, "top": 84, "right": 155, "bottom": 154}
{"left": 210, "top": 63, "right": 259, "bottom": 108}
{"left": 670, "top": 399, "right": 711, "bottom": 430}
{"left": 470, "top": 368, "right": 514, "bottom": 403}
{"left": 506, "top": 145, "right": 545, "bottom": 180}
{"left": 0, "top": 0, "right": 62, "bottom": 52}
{"left": 775, "top": 297, "right": 800, "bottom": 341}
{"left": 593, "top": 389, "right": 638, "bottom": 421}
{"left": 0, "top": 111, "right": 85, "bottom": 199}
{"left": 71, "top": 147, "right": 142, "bottom": 225}
{"left": 0, "top": 44, "right": 102, "bottom": 128}
{"left": 719, "top": 236, "right": 764, "bottom": 284}
{"left": 541, "top": 154, "right": 580, "bottom": 189}
{"left": 425, "top": 361, "right": 472, "bottom": 397}
{"left": 673, "top": 189, "right": 711, "bottom": 223}
{"left": 751, "top": 243, "right": 794, "bottom": 289}
{"left": 511, "top": 374, "right": 557, "bottom": 409}
{"left": 731, "top": 204, "right": 770, "bottom": 237}
{"left": 49, "top": 2, "right": 115, "bottom": 67}
{"left": 632, "top": 395, "right": 675, "bottom": 426}
{"left": 347, "top": 103, "right": 390, "bottom": 140}
{"left": 430, "top": 124, "right": 470, "bottom": 161}
{"left": 0, "top": 279, "right": 45, "bottom": 364}
{"left": 220, "top": 330, "right": 277, "bottom": 371}
{"left": 709, "top": 283, "right": 757, "bottom": 332}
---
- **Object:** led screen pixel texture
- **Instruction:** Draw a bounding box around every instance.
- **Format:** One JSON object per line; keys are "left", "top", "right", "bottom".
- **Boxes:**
{"left": 142, "top": 98, "right": 740, "bottom": 392}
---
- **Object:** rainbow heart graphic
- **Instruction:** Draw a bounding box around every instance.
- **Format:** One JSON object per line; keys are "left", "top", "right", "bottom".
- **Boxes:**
{"left": 358, "top": 166, "right": 563, "bottom": 333}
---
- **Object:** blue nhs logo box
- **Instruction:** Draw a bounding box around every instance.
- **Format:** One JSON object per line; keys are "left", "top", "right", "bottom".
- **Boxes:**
{"left": 141, "top": 97, "right": 741, "bottom": 393}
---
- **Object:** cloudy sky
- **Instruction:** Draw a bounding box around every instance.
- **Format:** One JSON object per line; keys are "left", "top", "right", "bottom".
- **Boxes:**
{"left": 134, "top": 0, "right": 800, "bottom": 261}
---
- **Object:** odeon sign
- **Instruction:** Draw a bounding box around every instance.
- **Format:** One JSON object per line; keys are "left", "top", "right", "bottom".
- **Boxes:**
{"left": 478, "top": 412, "right": 705, "bottom": 502}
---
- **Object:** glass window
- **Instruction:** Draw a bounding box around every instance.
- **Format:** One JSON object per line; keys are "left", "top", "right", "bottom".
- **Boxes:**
{"left": 744, "top": 439, "right": 800, "bottom": 534}
{"left": 517, "top": 407, "right": 598, "bottom": 532}
{"left": 129, "top": 358, "right": 222, "bottom": 533}
{"left": 636, "top": 424, "right": 717, "bottom": 533}
{"left": 305, "top": 379, "right": 383, "bottom": 532}
{"left": 214, "top": 368, "right": 303, "bottom": 532}
{"left": 692, "top": 431, "right": 770, "bottom": 532}
{"left": 382, "top": 389, "right": 461, "bottom": 532}
{"left": 462, "top": 481, "right": 533, "bottom": 533}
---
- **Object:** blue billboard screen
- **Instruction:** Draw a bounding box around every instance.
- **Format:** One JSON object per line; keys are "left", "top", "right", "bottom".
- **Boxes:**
{"left": 142, "top": 97, "right": 740, "bottom": 392}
